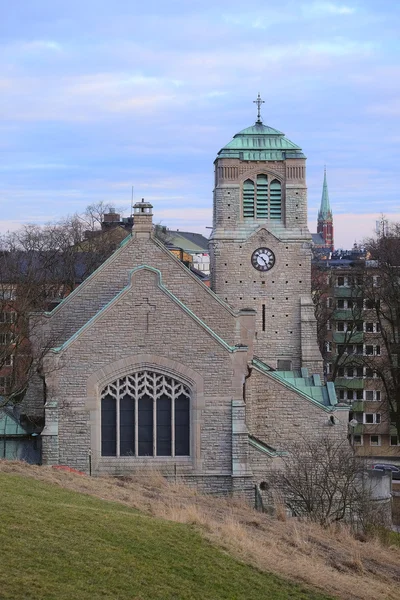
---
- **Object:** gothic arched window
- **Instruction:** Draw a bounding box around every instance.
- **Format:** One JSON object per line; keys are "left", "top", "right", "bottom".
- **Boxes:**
{"left": 242, "top": 175, "right": 282, "bottom": 220}
{"left": 101, "top": 371, "right": 190, "bottom": 457}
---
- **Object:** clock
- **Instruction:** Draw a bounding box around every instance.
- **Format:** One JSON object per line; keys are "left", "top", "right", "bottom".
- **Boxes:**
{"left": 251, "top": 247, "right": 275, "bottom": 271}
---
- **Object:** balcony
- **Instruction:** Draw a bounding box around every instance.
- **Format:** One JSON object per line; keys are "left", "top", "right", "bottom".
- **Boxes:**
{"left": 334, "top": 309, "right": 362, "bottom": 320}
{"left": 350, "top": 423, "right": 389, "bottom": 435}
{"left": 333, "top": 353, "right": 364, "bottom": 364}
{"left": 351, "top": 423, "right": 364, "bottom": 434}
{"left": 334, "top": 287, "right": 362, "bottom": 298}
{"left": 335, "top": 378, "right": 364, "bottom": 389}
{"left": 333, "top": 332, "right": 364, "bottom": 344}
{"left": 352, "top": 401, "right": 364, "bottom": 412}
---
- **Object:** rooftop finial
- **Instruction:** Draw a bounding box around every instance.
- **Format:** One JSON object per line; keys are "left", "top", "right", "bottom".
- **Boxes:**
{"left": 253, "top": 93, "right": 265, "bottom": 123}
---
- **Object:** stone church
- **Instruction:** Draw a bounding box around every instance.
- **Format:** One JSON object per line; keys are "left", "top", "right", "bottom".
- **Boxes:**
{"left": 31, "top": 100, "right": 349, "bottom": 496}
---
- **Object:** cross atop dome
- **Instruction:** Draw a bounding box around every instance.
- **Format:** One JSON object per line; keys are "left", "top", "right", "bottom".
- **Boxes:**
{"left": 253, "top": 93, "right": 265, "bottom": 123}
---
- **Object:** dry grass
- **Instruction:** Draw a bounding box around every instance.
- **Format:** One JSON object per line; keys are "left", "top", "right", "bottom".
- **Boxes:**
{"left": 1, "top": 461, "right": 399, "bottom": 600}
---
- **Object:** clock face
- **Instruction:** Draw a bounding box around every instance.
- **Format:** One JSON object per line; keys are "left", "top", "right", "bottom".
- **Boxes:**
{"left": 251, "top": 247, "right": 275, "bottom": 271}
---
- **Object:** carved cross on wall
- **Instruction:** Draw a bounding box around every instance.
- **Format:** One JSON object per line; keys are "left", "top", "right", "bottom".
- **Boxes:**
{"left": 134, "top": 297, "right": 156, "bottom": 332}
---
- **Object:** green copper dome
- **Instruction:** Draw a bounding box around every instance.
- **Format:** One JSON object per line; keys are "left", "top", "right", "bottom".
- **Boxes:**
{"left": 217, "top": 121, "right": 306, "bottom": 161}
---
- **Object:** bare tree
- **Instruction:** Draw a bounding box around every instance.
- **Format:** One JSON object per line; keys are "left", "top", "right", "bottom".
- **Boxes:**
{"left": 78, "top": 201, "right": 122, "bottom": 231}
{"left": 265, "top": 437, "right": 380, "bottom": 528}
{"left": 362, "top": 223, "right": 400, "bottom": 438}
{"left": 312, "top": 265, "right": 364, "bottom": 381}
{"left": 311, "top": 263, "right": 334, "bottom": 357}
{"left": 0, "top": 246, "right": 61, "bottom": 407}
{"left": 0, "top": 204, "right": 125, "bottom": 408}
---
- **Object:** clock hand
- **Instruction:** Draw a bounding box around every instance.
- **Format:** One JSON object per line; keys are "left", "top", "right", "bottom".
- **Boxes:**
{"left": 261, "top": 256, "right": 269, "bottom": 265}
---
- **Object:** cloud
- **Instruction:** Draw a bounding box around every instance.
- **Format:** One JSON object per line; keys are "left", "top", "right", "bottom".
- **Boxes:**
{"left": 0, "top": 163, "right": 73, "bottom": 171}
{"left": 0, "top": 0, "right": 398, "bottom": 253}
{"left": 223, "top": 1, "right": 356, "bottom": 30}
{"left": 302, "top": 2, "right": 356, "bottom": 16}
{"left": 366, "top": 101, "right": 400, "bottom": 117}
{"left": 21, "top": 40, "right": 63, "bottom": 52}
{"left": 0, "top": 220, "right": 28, "bottom": 234}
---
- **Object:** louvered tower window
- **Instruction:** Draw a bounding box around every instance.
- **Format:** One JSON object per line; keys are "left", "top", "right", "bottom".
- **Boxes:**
{"left": 243, "top": 179, "right": 255, "bottom": 218}
{"left": 269, "top": 179, "right": 282, "bottom": 220}
{"left": 256, "top": 175, "right": 268, "bottom": 219}
{"left": 242, "top": 175, "right": 282, "bottom": 220}
{"left": 101, "top": 371, "right": 190, "bottom": 457}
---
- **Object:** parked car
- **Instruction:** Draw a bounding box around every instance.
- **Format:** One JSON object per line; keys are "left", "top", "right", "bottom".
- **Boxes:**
{"left": 372, "top": 464, "right": 400, "bottom": 480}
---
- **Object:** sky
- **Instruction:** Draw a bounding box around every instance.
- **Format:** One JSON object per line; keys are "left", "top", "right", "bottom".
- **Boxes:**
{"left": 0, "top": 0, "right": 399, "bottom": 249}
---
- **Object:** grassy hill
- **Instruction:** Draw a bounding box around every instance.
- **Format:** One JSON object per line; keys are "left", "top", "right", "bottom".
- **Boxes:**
{"left": 0, "top": 462, "right": 399, "bottom": 600}
{"left": 0, "top": 472, "right": 331, "bottom": 600}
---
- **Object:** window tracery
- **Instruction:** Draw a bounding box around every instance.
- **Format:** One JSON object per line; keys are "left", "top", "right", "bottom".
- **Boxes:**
{"left": 101, "top": 371, "right": 190, "bottom": 458}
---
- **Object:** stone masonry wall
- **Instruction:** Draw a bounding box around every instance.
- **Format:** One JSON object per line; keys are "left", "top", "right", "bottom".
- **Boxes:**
{"left": 40, "top": 236, "right": 238, "bottom": 350}
{"left": 211, "top": 154, "right": 316, "bottom": 370}
{"left": 42, "top": 268, "right": 249, "bottom": 484}
{"left": 285, "top": 187, "right": 308, "bottom": 229}
{"left": 246, "top": 367, "right": 349, "bottom": 452}
{"left": 211, "top": 227, "right": 313, "bottom": 369}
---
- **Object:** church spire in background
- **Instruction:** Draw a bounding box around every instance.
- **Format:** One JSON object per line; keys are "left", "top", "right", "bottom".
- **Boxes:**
{"left": 317, "top": 167, "right": 334, "bottom": 251}
{"left": 318, "top": 167, "right": 332, "bottom": 220}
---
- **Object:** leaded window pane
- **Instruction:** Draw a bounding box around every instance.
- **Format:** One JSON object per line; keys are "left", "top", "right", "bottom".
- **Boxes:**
{"left": 157, "top": 394, "right": 172, "bottom": 456}
{"left": 175, "top": 394, "right": 190, "bottom": 456}
{"left": 138, "top": 395, "right": 153, "bottom": 456}
{"left": 101, "top": 394, "right": 116, "bottom": 456}
{"left": 120, "top": 394, "right": 135, "bottom": 456}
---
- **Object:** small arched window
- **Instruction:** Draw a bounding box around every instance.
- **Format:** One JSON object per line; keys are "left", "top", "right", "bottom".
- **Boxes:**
{"left": 101, "top": 371, "right": 190, "bottom": 457}
{"left": 243, "top": 179, "right": 255, "bottom": 218}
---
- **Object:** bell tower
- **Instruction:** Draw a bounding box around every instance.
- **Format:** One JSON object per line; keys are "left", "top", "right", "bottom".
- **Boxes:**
{"left": 210, "top": 96, "right": 322, "bottom": 374}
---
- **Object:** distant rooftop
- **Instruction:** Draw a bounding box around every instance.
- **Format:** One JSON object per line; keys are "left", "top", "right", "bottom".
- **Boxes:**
{"left": 168, "top": 231, "right": 209, "bottom": 253}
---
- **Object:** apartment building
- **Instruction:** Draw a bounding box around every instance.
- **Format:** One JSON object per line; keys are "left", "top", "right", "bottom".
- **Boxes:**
{"left": 313, "top": 250, "right": 400, "bottom": 460}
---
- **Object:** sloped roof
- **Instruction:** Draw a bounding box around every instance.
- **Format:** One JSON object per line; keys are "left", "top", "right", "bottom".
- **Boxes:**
{"left": 52, "top": 266, "right": 246, "bottom": 356}
{"left": 0, "top": 250, "right": 111, "bottom": 284}
{"left": 252, "top": 358, "right": 346, "bottom": 412}
{"left": 168, "top": 231, "right": 209, "bottom": 253}
{"left": 312, "top": 233, "right": 326, "bottom": 245}
{"left": 0, "top": 405, "right": 29, "bottom": 436}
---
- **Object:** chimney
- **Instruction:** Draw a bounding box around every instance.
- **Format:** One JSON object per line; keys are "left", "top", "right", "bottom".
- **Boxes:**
{"left": 103, "top": 209, "right": 120, "bottom": 223}
{"left": 101, "top": 208, "right": 121, "bottom": 231}
{"left": 133, "top": 198, "right": 153, "bottom": 238}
